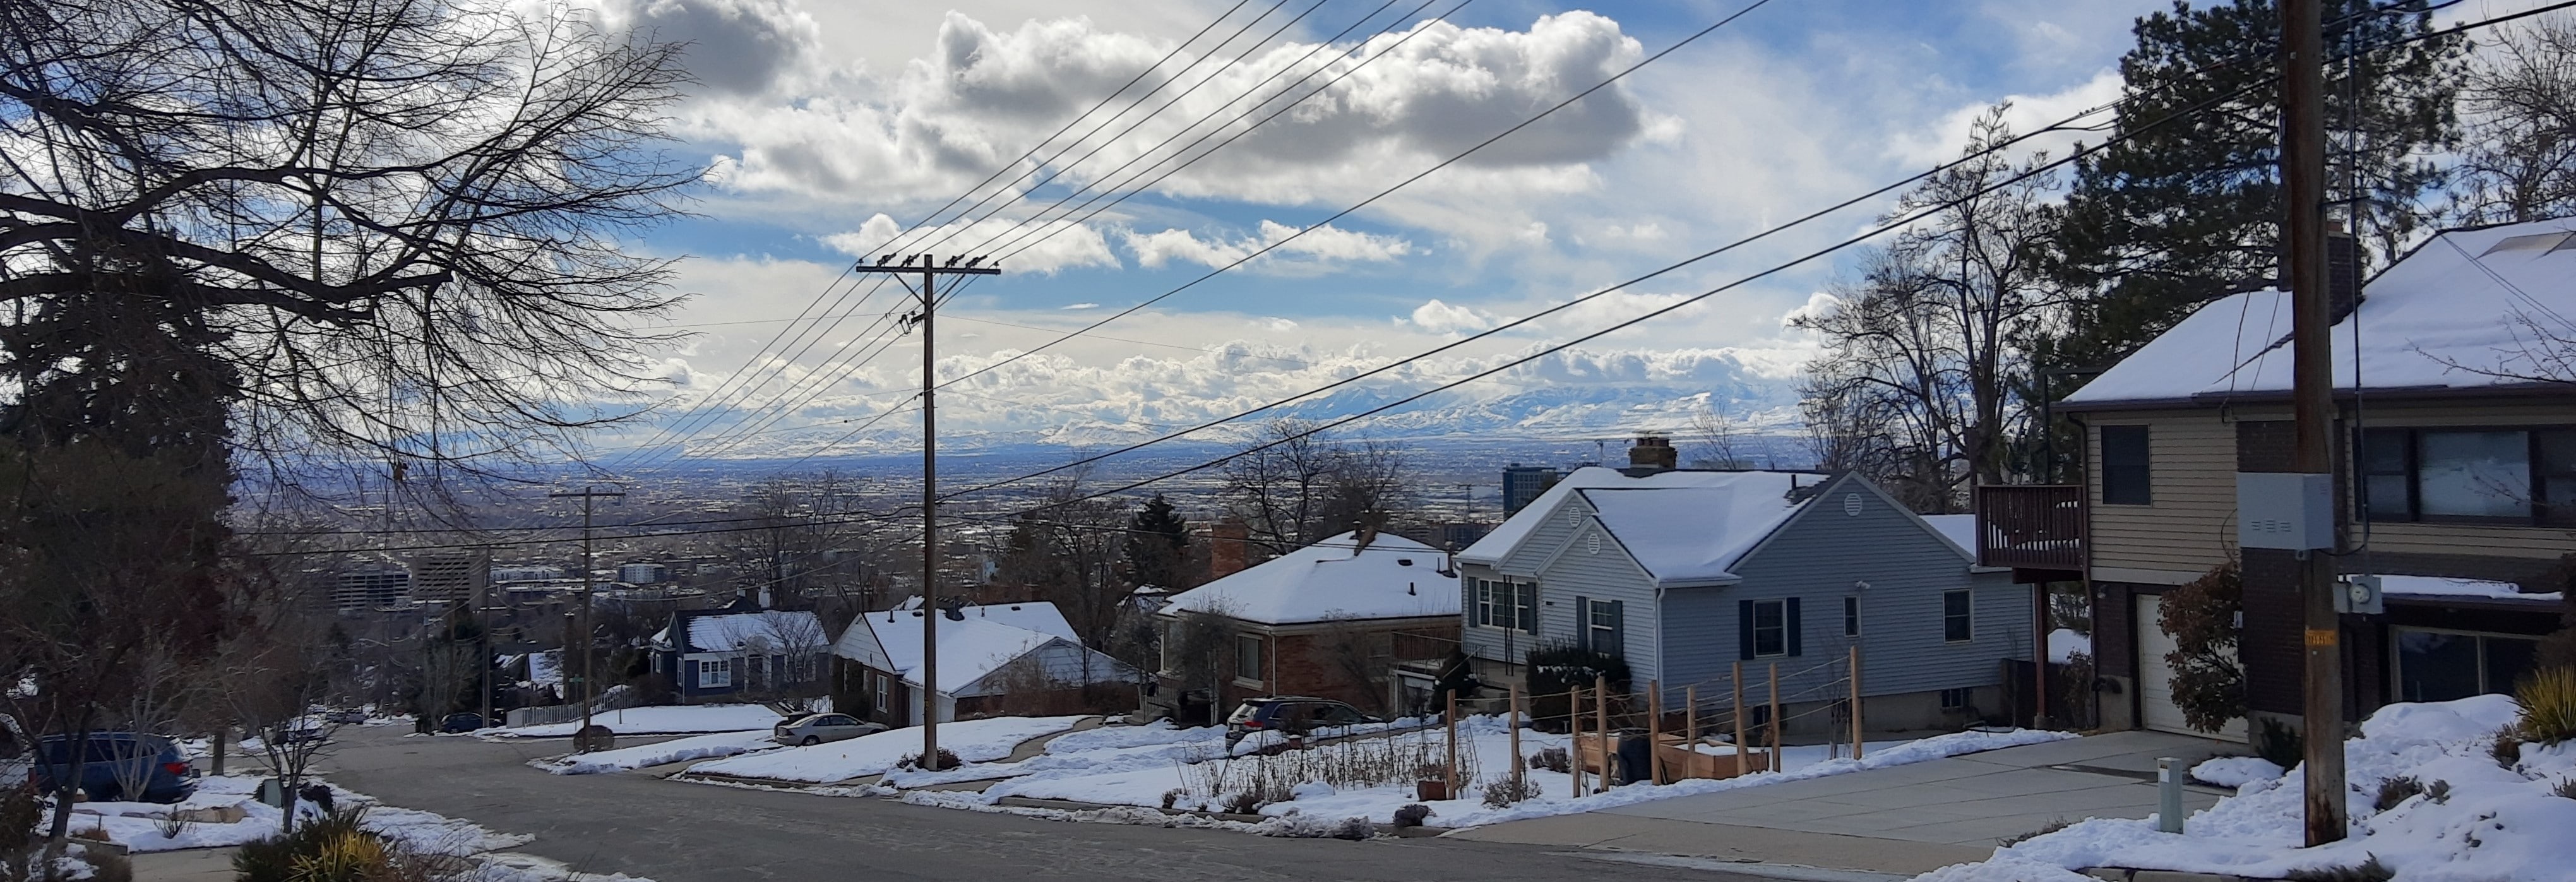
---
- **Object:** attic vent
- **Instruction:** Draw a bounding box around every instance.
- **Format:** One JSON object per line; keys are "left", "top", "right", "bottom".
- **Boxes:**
{"left": 1586, "top": 533, "right": 1601, "bottom": 554}
{"left": 2481, "top": 231, "right": 2575, "bottom": 256}
{"left": 1396, "top": 558, "right": 1414, "bottom": 566}
{"left": 1844, "top": 493, "right": 1863, "bottom": 516}
{"left": 1566, "top": 510, "right": 1582, "bottom": 528}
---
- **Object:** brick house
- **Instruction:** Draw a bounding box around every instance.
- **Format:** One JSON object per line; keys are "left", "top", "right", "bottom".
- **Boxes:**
{"left": 828, "top": 600, "right": 1138, "bottom": 727}
{"left": 1987, "top": 221, "right": 2574, "bottom": 742}
{"left": 1148, "top": 532, "right": 1460, "bottom": 724}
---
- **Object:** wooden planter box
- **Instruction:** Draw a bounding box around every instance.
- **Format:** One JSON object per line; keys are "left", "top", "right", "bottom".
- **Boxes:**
{"left": 1575, "top": 732, "right": 1772, "bottom": 783}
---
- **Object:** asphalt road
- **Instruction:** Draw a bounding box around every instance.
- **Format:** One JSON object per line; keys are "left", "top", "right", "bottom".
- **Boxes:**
{"left": 315, "top": 727, "right": 1768, "bottom": 882}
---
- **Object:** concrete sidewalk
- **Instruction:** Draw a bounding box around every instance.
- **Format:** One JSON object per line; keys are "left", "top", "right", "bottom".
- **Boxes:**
{"left": 1453, "top": 730, "right": 2241, "bottom": 876}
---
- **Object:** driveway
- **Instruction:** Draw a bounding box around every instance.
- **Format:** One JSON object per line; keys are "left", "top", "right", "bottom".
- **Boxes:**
{"left": 1451, "top": 730, "right": 2240, "bottom": 876}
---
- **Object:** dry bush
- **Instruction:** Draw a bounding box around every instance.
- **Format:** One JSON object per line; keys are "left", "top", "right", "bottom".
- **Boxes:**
{"left": 1528, "top": 746, "right": 1570, "bottom": 773}
{"left": 2551, "top": 777, "right": 2576, "bottom": 799}
{"left": 2493, "top": 725, "right": 2527, "bottom": 768}
{"left": 2285, "top": 855, "right": 2394, "bottom": 882}
{"left": 2373, "top": 776, "right": 2423, "bottom": 811}
{"left": 1480, "top": 778, "right": 1541, "bottom": 809}
{"left": 1178, "top": 729, "right": 1479, "bottom": 813}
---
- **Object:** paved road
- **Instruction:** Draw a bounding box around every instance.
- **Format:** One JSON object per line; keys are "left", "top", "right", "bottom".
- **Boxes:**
{"left": 315, "top": 728, "right": 1768, "bottom": 882}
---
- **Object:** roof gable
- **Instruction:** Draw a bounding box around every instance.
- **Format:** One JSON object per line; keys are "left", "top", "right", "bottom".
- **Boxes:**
{"left": 835, "top": 601, "right": 1087, "bottom": 694}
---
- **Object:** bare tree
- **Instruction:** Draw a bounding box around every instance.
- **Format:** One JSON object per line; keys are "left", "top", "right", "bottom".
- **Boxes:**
{"left": 1161, "top": 606, "right": 1240, "bottom": 727}
{"left": 995, "top": 472, "right": 1130, "bottom": 659}
{"left": 1686, "top": 405, "right": 1752, "bottom": 469}
{"left": 1219, "top": 419, "right": 1414, "bottom": 557}
{"left": 1311, "top": 616, "right": 1393, "bottom": 714}
{"left": 741, "top": 611, "right": 830, "bottom": 713}
{"left": 1796, "top": 107, "right": 2064, "bottom": 511}
{"left": 2453, "top": 15, "right": 2576, "bottom": 225}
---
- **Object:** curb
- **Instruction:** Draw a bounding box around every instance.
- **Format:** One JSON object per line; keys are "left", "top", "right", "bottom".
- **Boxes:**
{"left": 2083, "top": 868, "right": 2277, "bottom": 882}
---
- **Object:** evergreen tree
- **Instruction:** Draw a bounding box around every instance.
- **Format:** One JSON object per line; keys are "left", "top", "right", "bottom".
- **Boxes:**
{"left": 2043, "top": 0, "right": 2464, "bottom": 375}
{"left": 1126, "top": 494, "right": 1190, "bottom": 589}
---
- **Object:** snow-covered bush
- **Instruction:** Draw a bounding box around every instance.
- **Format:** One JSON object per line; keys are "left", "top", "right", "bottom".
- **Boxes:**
{"left": 1390, "top": 804, "right": 1432, "bottom": 828}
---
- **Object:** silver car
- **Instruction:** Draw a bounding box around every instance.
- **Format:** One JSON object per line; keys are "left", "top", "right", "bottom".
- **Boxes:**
{"left": 773, "top": 713, "right": 884, "bottom": 746}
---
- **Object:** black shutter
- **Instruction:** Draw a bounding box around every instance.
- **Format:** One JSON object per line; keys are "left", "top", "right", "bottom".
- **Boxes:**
{"left": 1738, "top": 599, "right": 1755, "bottom": 660}
{"left": 1609, "top": 600, "right": 1625, "bottom": 657}
{"left": 1518, "top": 583, "right": 1539, "bottom": 635}
{"left": 1786, "top": 597, "right": 1803, "bottom": 657}
{"left": 1575, "top": 595, "right": 1590, "bottom": 652}
{"left": 683, "top": 660, "right": 698, "bottom": 693}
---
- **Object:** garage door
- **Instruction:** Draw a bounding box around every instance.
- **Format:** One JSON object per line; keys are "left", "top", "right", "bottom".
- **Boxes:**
{"left": 2137, "top": 593, "right": 2245, "bottom": 740}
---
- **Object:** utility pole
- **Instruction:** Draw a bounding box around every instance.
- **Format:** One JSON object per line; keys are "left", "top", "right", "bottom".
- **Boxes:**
{"left": 549, "top": 486, "right": 625, "bottom": 744}
{"left": 851, "top": 252, "right": 998, "bottom": 770}
{"left": 2279, "top": 0, "right": 2346, "bottom": 846}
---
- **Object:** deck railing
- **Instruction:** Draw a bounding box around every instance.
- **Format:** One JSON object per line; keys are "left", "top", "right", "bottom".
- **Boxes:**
{"left": 1973, "top": 484, "right": 2086, "bottom": 573}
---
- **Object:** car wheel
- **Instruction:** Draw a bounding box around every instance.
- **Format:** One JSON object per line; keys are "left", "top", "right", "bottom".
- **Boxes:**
{"left": 799, "top": 736, "right": 820, "bottom": 746}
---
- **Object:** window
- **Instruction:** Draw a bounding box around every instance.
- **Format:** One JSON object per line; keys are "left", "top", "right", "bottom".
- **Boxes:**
{"left": 2101, "top": 425, "right": 2152, "bottom": 505}
{"left": 1235, "top": 634, "right": 1265, "bottom": 683}
{"left": 698, "top": 657, "right": 732, "bottom": 688}
{"left": 2361, "top": 427, "right": 2576, "bottom": 525}
{"left": 1842, "top": 597, "right": 1861, "bottom": 638}
{"left": 1943, "top": 590, "right": 1973, "bottom": 643}
{"left": 2395, "top": 628, "right": 2543, "bottom": 702}
{"left": 872, "top": 673, "right": 888, "bottom": 712}
{"left": 1585, "top": 599, "right": 1623, "bottom": 657}
{"left": 1750, "top": 600, "right": 1787, "bottom": 657}
{"left": 1940, "top": 687, "right": 1971, "bottom": 710}
{"left": 789, "top": 653, "right": 815, "bottom": 683}
{"left": 1473, "top": 579, "right": 1540, "bottom": 634}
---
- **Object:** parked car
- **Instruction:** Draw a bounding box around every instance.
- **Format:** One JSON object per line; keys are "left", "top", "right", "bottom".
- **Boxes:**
{"left": 1224, "top": 696, "right": 1378, "bottom": 746}
{"left": 30, "top": 733, "right": 195, "bottom": 803}
{"left": 437, "top": 712, "right": 486, "bottom": 734}
{"left": 321, "top": 709, "right": 367, "bottom": 725}
{"left": 269, "top": 720, "right": 327, "bottom": 744}
{"left": 772, "top": 713, "right": 883, "bottom": 746}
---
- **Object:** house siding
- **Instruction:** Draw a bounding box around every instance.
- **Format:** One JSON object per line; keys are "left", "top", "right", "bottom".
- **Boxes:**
{"left": 1679, "top": 475, "right": 2030, "bottom": 705}
{"left": 1534, "top": 518, "right": 1666, "bottom": 683}
{"left": 2086, "top": 411, "right": 2239, "bottom": 578}
{"left": 1461, "top": 490, "right": 1604, "bottom": 670}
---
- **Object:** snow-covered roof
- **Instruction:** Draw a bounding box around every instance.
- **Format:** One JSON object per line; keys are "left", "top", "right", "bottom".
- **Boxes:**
{"left": 1920, "top": 513, "right": 1977, "bottom": 557}
{"left": 2379, "top": 574, "right": 2561, "bottom": 604}
{"left": 681, "top": 610, "right": 825, "bottom": 653}
{"left": 832, "top": 602, "right": 1092, "bottom": 694}
{"left": 1574, "top": 474, "right": 1811, "bottom": 587}
{"left": 528, "top": 650, "right": 563, "bottom": 686}
{"left": 1159, "top": 532, "right": 1454, "bottom": 626}
{"left": 1459, "top": 467, "right": 1811, "bottom": 566}
{"left": 2065, "top": 220, "right": 2576, "bottom": 408}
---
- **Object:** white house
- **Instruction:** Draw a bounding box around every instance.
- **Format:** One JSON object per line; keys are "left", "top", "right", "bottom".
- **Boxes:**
{"left": 831, "top": 601, "right": 1138, "bottom": 726}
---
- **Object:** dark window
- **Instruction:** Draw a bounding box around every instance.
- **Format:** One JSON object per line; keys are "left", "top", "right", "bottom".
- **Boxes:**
{"left": 1940, "top": 688, "right": 1971, "bottom": 710}
{"left": 2397, "top": 629, "right": 2544, "bottom": 701}
{"left": 1236, "top": 635, "right": 1264, "bottom": 682}
{"left": 2358, "top": 427, "right": 2576, "bottom": 525}
{"left": 1587, "top": 599, "right": 1624, "bottom": 657}
{"left": 1942, "top": 590, "right": 1972, "bottom": 642}
{"left": 1842, "top": 597, "right": 1860, "bottom": 638}
{"left": 2361, "top": 427, "right": 2414, "bottom": 520}
{"left": 2101, "top": 426, "right": 2152, "bottom": 505}
{"left": 1751, "top": 600, "right": 1787, "bottom": 657}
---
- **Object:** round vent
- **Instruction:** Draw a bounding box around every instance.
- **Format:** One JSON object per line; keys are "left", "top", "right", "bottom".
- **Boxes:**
{"left": 1844, "top": 493, "right": 1863, "bottom": 516}
{"left": 1586, "top": 533, "right": 1601, "bottom": 554}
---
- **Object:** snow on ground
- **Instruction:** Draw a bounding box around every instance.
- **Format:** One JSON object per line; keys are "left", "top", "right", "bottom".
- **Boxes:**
{"left": 1916, "top": 695, "right": 2576, "bottom": 882}
{"left": 953, "top": 715, "right": 2071, "bottom": 830}
{"left": 539, "top": 729, "right": 782, "bottom": 775}
{"left": 684, "top": 715, "right": 1088, "bottom": 783}
{"left": 2188, "top": 756, "right": 2284, "bottom": 790}
{"left": 491, "top": 704, "right": 783, "bottom": 737}
{"left": 880, "top": 719, "right": 1222, "bottom": 789}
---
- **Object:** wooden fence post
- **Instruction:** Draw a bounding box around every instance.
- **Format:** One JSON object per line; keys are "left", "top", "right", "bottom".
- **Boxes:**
{"left": 1849, "top": 645, "right": 1865, "bottom": 760}
{"left": 1509, "top": 682, "right": 1524, "bottom": 796}
{"left": 1768, "top": 662, "right": 1782, "bottom": 774}
{"left": 1647, "top": 680, "right": 1664, "bottom": 785}
{"left": 1685, "top": 684, "right": 1698, "bottom": 778}
{"left": 1445, "top": 691, "right": 1459, "bottom": 796}
{"left": 1570, "top": 685, "right": 1585, "bottom": 798}
{"left": 1731, "top": 661, "right": 1747, "bottom": 777}
{"left": 1594, "top": 673, "right": 1610, "bottom": 793}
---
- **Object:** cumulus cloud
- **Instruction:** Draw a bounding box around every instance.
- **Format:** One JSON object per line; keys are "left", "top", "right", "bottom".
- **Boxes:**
{"left": 1406, "top": 299, "right": 1499, "bottom": 334}
{"left": 611, "top": 0, "right": 824, "bottom": 96}
{"left": 1059, "top": 302, "right": 1099, "bottom": 310}
{"left": 822, "top": 212, "right": 1118, "bottom": 274}
{"left": 1121, "top": 220, "right": 1411, "bottom": 273}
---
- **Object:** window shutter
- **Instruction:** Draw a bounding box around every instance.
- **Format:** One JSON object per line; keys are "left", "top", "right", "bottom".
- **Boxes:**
{"left": 1610, "top": 600, "right": 1625, "bottom": 657}
{"left": 1472, "top": 580, "right": 1489, "bottom": 626}
{"left": 1575, "top": 595, "right": 1590, "bottom": 651}
{"left": 1738, "top": 600, "right": 1755, "bottom": 660}
{"left": 683, "top": 660, "right": 698, "bottom": 690}
{"left": 1518, "top": 583, "right": 1539, "bottom": 635}
{"left": 1786, "top": 598, "right": 1803, "bottom": 657}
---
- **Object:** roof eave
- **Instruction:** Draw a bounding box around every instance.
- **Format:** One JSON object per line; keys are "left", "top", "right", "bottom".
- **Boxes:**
{"left": 1655, "top": 575, "right": 1743, "bottom": 589}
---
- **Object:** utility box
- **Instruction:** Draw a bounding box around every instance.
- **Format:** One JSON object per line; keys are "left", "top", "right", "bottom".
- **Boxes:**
{"left": 2237, "top": 472, "right": 2335, "bottom": 551}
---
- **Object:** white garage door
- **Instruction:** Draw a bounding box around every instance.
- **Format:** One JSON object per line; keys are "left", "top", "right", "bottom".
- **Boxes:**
{"left": 2137, "top": 593, "right": 2245, "bottom": 740}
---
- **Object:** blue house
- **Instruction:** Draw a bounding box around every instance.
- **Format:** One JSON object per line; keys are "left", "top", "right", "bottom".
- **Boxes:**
{"left": 652, "top": 604, "right": 830, "bottom": 704}
{"left": 1456, "top": 463, "right": 2033, "bottom": 733}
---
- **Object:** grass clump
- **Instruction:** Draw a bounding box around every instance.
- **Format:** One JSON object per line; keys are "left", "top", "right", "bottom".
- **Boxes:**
{"left": 2373, "top": 776, "right": 2423, "bottom": 811}
{"left": 2492, "top": 724, "right": 2526, "bottom": 768}
{"left": 2515, "top": 667, "right": 2576, "bottom": 745}
{"left": 1998, "top": 818, "right": 2071, "bottom": 847}
{"left": 2285, "top": 855, "right": 2394, "bottom": 882}
{"left": 1480, "top": 778, "right": 1541, "bottom": 809}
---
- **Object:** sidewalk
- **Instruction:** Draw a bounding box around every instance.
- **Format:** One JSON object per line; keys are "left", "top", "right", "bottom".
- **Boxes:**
{"left": 1451, "top": 730, "right": 2239, "bottom": 876}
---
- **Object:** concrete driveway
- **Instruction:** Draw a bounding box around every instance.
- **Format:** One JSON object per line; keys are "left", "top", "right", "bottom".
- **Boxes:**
{"left": 1453, "top": 730, "right": 2241, "bottom": 877}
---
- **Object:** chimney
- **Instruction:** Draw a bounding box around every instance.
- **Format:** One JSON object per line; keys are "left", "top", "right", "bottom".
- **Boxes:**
{"left": 2327, "top": 224, "right": 2360, "bottom": 322}
{"left": 1207, "top": 516, "right": 1249, "bottom": 580}
{"left": 1627, "top": 435, "right": 1677, "bottom": 473}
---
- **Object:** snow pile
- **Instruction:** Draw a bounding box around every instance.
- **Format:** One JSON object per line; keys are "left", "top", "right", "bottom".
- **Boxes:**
{"left": 880, "top": 719, "right": 1220, "bottom": 789}
{"left": 540, "top": 729, "right": 780, "bottom": 775}
{"left": 2188, "top": 756, "right": 2283, "bottom": 790}
{"left": 963, "top": 715, "right": 2072, "bottom": 830}
{"left": 491, "top": 704, "right": 782, "bottom": 737}
{"left": 46, "top": 775, "right": 535, "bottom": 860}
{"left": 1917, "top": 695, "right": 2576, "bottom": 882}
{"left": 2379, "top": 574, "right": 2560, "bottom": 604}
{"left": 684, "top": 715, "right": 1087, "bottom": 784}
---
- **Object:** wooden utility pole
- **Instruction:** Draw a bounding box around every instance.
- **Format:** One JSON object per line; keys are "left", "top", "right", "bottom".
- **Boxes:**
{"left": 1594, "top": 674, "right": 1611, "bottom": 792}
{"left": 1767, "top": 662, "right": 1782, "bottom": 773}
{"left": 852, "top": 253, "right": 999, "bottom": 772}
{"left": 2279, "top": 0, "right": 2346, "bottom": 846}
{"left": 1849, "top": 647, "right": 1865, "bottom": 760}
{"left": 1647, "top": 681, "right": 1664, "bottom": 784}
{"left": 549, "top": 486, "right": 624, "bottom": 745}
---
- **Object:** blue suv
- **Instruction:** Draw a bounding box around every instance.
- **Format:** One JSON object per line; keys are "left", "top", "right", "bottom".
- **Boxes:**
{"left": 31, "top": 733, "right": 196, "bottom": 803}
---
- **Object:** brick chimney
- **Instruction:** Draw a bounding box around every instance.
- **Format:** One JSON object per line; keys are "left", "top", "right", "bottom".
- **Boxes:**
{"left": 1207, "top": 517, "right": 1249, "bottom": 580}
{"left": 1627, "top": 435, "right": 1677, "bottom": 473}
{"left": 2327, "top": 225, "right": 2360, "bottom": 322}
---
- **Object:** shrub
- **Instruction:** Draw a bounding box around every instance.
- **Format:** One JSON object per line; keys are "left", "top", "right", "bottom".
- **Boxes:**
{"left": 75, "top": 846, "right": 133, "bottom": 882}
{"left": 233, "top": 808, "right": 372, "bottom": 882}
{"left": 2423, "top": 779, "right": 2451, "bottom": 804}
{"left": 1525, "top": 643, "right": 1631, "bottom": 731}
{"left": 2257, "top": 718, "right": 2304, "bottom": 770}
{"left": 2373, "top": 776, "right": 2423, "bottom": 811}
{"left": 2551, "top": 777, "right": 2576, "bottom": 799}
{"left": 1527, "top": 747, "right": 1571, "bottom": 773}
{"left": 1220, "top": 791, "right": 1264, "bottom": 816}
{"left": 2515, "top": 667, "right": 2576, "bottom": 745}
{"left": 71, "top": 825, "right": 110, "bottom": 843}
{"left": 1160, "top": 789, "right": 1185, "bottom": 811}
{"left": 895, "top": 748, "right": 961, "bottom": 772}
{"left": 2285, "top": 855, "right": 2394, "bottom": 882}
{"left": 0, "top": 781, "right": 36, "bottom": 868}
{"left": 2161, "top": 563, "right": 2245, "bottom": 734}
{"left": 1480, "top": 778, "right": 1541, "bottom": 809}
{"left": 1390, "top": 804, "right": 1433, "bottom": 828}
{"left": 2492, "top": 725, "right": 2526, "bottom": 768}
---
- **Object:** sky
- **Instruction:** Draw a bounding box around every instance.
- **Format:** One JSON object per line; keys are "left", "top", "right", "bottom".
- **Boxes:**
{"left": 577, "top": 0, "right": 2202, "bottom": 468}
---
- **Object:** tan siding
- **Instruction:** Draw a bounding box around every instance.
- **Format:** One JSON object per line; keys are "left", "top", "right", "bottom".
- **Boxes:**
{"left": 2089, "top": 412, "right": 2235, "bottom": 574}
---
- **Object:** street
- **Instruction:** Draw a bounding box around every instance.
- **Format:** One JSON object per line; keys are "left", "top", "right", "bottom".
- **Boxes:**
{"left": 314, "top": 727, "right": 1776, "bottom": 882}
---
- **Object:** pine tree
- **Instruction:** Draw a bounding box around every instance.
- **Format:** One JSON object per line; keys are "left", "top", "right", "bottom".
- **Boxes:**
{"left": 2042, "top": 0, "right": 2464, "bottom": 375}
{"left": 1126, "top": 494, "right": 1190, "bottom": 590}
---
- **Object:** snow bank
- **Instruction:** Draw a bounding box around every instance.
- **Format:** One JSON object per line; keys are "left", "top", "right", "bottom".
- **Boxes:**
{"left": 684, "top": 715, "right": 1087, "bottom": 784}
{"left": 880, "top": 720, "right": 1222, "bottom": 789}
{"left": 492, "top": 704, "right": 782, "bottom": 737}
{"left": 1919, "top": 695, "right": 2575, "bottom": 882}
{"left": 540, "top": 729, "right": 780, "bottom": 775}
{"left": 2188, "top": 756, "right": 2283, "bottom": 789}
